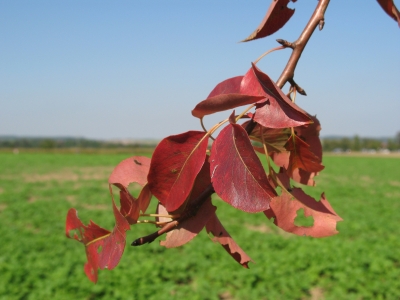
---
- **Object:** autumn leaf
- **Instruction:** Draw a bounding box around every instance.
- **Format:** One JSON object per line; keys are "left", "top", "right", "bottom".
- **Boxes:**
{"left": 206, "top": 212, "right": 253, "bottom": 268}
{"left": 65, "top": 199, "right": 130, "bottom": 283}
{"left": 377, "top": 0, "right": 400, "bottom": 26}
{"left": 108, "top": 156, "right": 152, "bottom": 224}
{"left": 285, "top": 134, "right": 324, "bottom": 181}
{"left": 242, "top": 0, "right": 297, "bottom": 42}
{"left": 192, "top": 76, "right": 265, "bottom": 119}
{"left": 109, "top": 156, "right": 150, "bottom": 189}
{"left": 291, "top": 115, "right": 323, "bottom": 185}
{"left": 147, "top": 131, "right": 209, "bottom": 212}
{"left": 210, "top": 123, "right": 276, "bottom": 212}
{"left": 159, "top": 158, "right": 215, "bottom": 248}
{"left": 244, "top": 64, "right": 312, "bottom": 128}
{"left": 264, "top": 188, "right": 342, "bottom": 237}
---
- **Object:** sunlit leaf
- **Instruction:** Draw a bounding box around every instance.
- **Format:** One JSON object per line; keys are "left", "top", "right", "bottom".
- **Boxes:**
{"left": 265, "top": 188, "right": 342, "bottom": 237}
{"left": 210, "top": 123, "right": 276, "bottom": 212}
{"left": 242, "top": 0, "right": 297, "bottom": 42}
{"left": 65, "top": 199, "right": 130, "bottom": 283}
{"left": 148, "top": 131, "right": 209, "bottom": 212}
{"left": 192, "top": 76, "right": 264, "bottom": 119}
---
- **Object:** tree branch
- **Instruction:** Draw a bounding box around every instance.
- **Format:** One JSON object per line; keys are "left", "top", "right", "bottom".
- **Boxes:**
{"left": 276, "top": 0, "right": 330, "bottom": 89}
{"left": 132, "top": 0, "right": 331, "bottom": 246}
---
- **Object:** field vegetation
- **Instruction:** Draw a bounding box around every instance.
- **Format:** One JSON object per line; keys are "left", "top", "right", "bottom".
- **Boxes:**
{"left": 0, "top": 151, "right": 399, "bottom": 299}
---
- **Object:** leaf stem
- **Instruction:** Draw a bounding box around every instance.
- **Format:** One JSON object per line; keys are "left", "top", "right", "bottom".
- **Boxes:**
{"left": 253, "top": 45, "right": 284, "bottom": 65}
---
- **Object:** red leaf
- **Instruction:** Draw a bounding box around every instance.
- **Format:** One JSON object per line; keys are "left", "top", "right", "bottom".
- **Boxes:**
{"left": 243, "top": 64, "right": 311, "bottom": 128}
{"left": 292, "top": 115, "right": 323, "bottom": 185}
{"left": 210, "top": 123, "right": 276, "bottom": 212}
{"left": 65, "top": 199, "right": 130, "bottom": 283}
{"left": 242, "top": 0, "right": 297, "bottom": 42}
{"left": 377, "top": 0, "right": 400, "bottom": 26}
{"left": 160, "top": 158, "right": 215, "bottom": 248}
{"left": 108, "top": 156, "right": 150, "bottom": 189}
{"left": 206, "top": 213, "right": 253, "bottom": 268}
{"left": 192, "top": 76, "right": 265, "bottom": 119}
{"left": 285, "top": 134, "right": 325, "bottom": 180}
{"left": 108, "top": 156, "right": 152, "bottom": 224}
{"left": 265, "top": 188, "right": 342, "bottom": 237}
{"left": 148, "top": 131, "right": 209, "bottom": 212}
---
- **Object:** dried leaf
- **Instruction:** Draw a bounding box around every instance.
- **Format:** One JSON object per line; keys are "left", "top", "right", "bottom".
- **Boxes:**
{"left": 206, "top": 213, "right": 253, "bottom": 268}
{"left": 210, "top": 123, "right": 276, "bottom": 212}
{"left": 65, "top": 199, "right": 130, "bottom": 283}
{"left": 192, "top": 76, "right": 264, "bottom": 119}
{"left": 377, "top": 0, "right": 400, "bottom": 26}
{"left": 148, "top": 131, "right": 209, "bottom": 212}
{"left": 242, "top": 0, "right": 297, "bottom": 42}
{"left": 265, "top": 188, "right": 342, "bottom": 237}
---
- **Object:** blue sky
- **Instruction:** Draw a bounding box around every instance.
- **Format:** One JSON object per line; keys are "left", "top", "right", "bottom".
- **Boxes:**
{"left": 1, "top": 1, "right": 399, "bottom": 140}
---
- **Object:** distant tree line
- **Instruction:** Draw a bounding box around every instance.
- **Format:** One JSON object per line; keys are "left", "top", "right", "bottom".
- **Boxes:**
{"left": 322, "top": 132, "right": 400, "bottom": 152}
{"left": 0, "top": 137, "right": 157, "bottom": 149}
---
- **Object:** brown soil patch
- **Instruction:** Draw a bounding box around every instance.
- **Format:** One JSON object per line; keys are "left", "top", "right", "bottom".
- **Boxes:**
{"left": 245, "top": 223, "right": 273, "bottom": 234}
{"left": 22, "top": 166, "right": 113, "bottom": 183}
{"left": 389, "top": 180, "right": 400, "bottom": 187}
{"left": 308, "top": 287, "right": 324, "bottom": 300}
{"left": 0, "top": 203, "right": 7, "bottom": 212}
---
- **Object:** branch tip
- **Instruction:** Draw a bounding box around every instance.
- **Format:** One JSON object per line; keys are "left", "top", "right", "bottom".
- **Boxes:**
{"left": 276, "top": 39, "right": 295, "bottom": 49}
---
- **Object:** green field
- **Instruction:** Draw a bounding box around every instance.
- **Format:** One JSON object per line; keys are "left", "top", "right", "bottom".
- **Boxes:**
{"left": 0, "top": 151, "right": 399, "bottom": 300}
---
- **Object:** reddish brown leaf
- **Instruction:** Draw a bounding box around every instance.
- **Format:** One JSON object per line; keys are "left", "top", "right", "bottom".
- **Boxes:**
{"left": 292, "top": 115, "right": 323, "bottom": 185}
{"left": 242, "top": 0, "right": 297, "bottom": 42}
{"left": 377, "top": 0, "right": 400, "bottom": 26}
{"left": 148, "top": 131, "right": 209, "bottom": 212}
{"left": 285, "top": 134, "right": 324, "bottom": 179}
{"left": 244, "top": 64, "right": 311, "bottom": 128}
{"left": 265, "top": 188, "right": 342, "bottom": 237}
{"left": 192, "top": 76, "right": 265, "bottom": 119}
{"left": 108, "top": 156, "right": 150, "bottom": 189}
{"left": 206, "top": 213, "right": 253, "bottom": 268}
{"left": 160, "top": 158, "right": 214, "bottom": 248}
{"left": 210, "top": 123, "right": 276, "bottom": 212}
{"left": 65, "top": 199, "right": 130, "bottom": 283}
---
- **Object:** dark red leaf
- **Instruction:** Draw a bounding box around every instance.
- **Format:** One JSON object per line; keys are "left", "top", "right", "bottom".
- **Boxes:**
{"left": 210, "top": 123, "right": 276, "bottom": 212}
{"left": 192, "top": 76, "right": 265, "bottom": 119}
{"left": 265, "top": 188, "right": 342, "bottom": 237}
{"left": 206, "top": 213, "right": 253, "bottom": 268}
{"left": 159, "top": 158, "right": 214, "bottom": 247}
{"left": 65, "top": 199, "right": 130, "bottom": 283}
{"left": 244, "top": 64, "right": 311, "bottom": 128}
{"left": 242, "top": 0, "right": 297, "bottom": 42}
{"left": 292, "top": 115, "right": 323, "bottom": 185}
{"left": 285, "top": 134, "right": 325, "bottom": 181}
{"left": 148, "top": 131, "right": 209, "bottom": 212}
{"left": 377, "top": 0, "right": 400, "bottom": 26}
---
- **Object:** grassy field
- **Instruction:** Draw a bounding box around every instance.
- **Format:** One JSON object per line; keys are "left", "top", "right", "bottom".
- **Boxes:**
{"left": 0, "top": 151, "right": 399, "bottom": 300}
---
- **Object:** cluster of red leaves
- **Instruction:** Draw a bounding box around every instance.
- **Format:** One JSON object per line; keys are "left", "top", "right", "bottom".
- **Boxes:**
{"left": 66, "top": 0, "right": 398, "bottom": 283}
